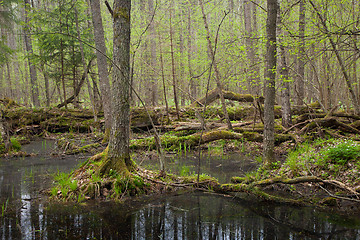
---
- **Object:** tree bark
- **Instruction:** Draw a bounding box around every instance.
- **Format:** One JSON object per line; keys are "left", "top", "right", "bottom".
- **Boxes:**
{"left": 89, "top": 0, "right": 112, "bottom": 131}
{"left": 100, "top": 0, "right": 134, "bottom": 175}
{"left": 263, "top": 0, "right": 278, "bottom": 165}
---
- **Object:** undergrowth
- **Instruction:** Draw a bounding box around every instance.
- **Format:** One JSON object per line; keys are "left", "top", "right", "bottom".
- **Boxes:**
{"left": 274, "top": 138, "right": 360, "bottom": 186}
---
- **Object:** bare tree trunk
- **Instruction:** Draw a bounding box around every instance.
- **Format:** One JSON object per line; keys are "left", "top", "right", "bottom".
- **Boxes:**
{"left": 199, "top": 0, "right": 232, "bottom": 130}
{"left": 263, "top": 0, "right": 278, "bottom": 165}
{"left": 89, "top": 0, "right": 112, "bottom": 131}
{"left": 244, "top": 0, "right": 255, "bottom": 94}
{"left": 252, "top": 0, "right": 261, "bottom": 95}
{"left": 169, "top": 5, "right": 180, "bottom": 120}
{"left": 74, "top": 7, "right": 98, "bottom": 122}
{"left": 296, "top": 0, "right": 305, "bottom": 105}
{"left": 148, "top": 0, "right": 158, "bottom": 106}
{"left": 101, "top": 0, "right": 134, "bottom": 175}
{"left": 5, "top": 62, "right": 13, "bottom": 99}
{"left": 279, "top": 45, "right": 292, "bottom": 128}
{"left": 179, "top": 12, "right": 186, "bottom": 106}
{"left": 158, "top": 34, "right": 170, "bottom": 120}
{"left": 187, "top": 1, "right": 196, "bottom": 102}
{"left": 277, "top": 3, "right": 291, "bottom": 128}
{"left": 24, "top": 0, "right": 40, "bottom": 107}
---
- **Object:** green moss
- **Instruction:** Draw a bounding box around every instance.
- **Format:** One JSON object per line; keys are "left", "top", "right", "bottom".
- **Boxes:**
{"left": 10, "top": 137, "right": 21, "bottom": 151}
{"left": 113, "top": 7, "right": 130, "bottom": 20}
{"left": 231, "top": 177, "right": 246, "bottom": 183}
{"left": 242, "top": 131, "right": 262, "bottom": 142}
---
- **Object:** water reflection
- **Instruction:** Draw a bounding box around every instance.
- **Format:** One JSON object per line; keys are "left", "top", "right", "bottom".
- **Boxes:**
{"left": 139, "top": 153, "right": 259, "bottom": 183}
{"left": 1, "top": 141, "right": 360, "bottom": 239}
{"left": 3, "top": 192, "right": 360, "bottom": 239}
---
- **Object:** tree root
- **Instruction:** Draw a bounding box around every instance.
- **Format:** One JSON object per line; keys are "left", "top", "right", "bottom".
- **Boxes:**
{"left": 218, "top": 175, "right": 360, "bottom": 206}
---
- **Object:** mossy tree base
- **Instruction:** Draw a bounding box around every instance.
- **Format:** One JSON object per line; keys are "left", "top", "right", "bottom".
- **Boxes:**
{"left": 51, "top": 149, "right": 218, "bottom": 202}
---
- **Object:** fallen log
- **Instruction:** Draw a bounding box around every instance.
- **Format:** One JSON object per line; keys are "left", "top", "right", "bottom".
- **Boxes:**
{"left": 130, "top": 130, "right": 244, "bottom": 150}
{"left": 299, "top": 117, "right": 360, "bottom": 135}
{"left": 174, "top": 122, "right": 223, "bottom": 131}
{"left": 190, "top": 88, "right": 264, "bottom": 107}
{"left": 295, "top": 111, "right": 360, "bottom": 124}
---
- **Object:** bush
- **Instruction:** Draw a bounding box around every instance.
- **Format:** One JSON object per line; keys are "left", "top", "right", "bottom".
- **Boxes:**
{"left": 10, "top": 138, "right": 21, "bottom": 151}
{"left": 325, "top": 140, "right": 360, "bottom": 165}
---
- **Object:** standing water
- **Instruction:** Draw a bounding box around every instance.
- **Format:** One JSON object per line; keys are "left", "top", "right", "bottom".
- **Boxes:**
{"left": 1, "top": 140, "right": 360, "bottom": 239}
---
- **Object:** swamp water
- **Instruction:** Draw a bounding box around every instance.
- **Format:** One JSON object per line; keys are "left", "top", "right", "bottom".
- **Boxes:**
{"left": 0, "top": 140, "right": 360, "bottom": 239}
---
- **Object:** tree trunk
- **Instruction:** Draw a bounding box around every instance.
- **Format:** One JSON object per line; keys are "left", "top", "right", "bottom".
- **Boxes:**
{"left": 199, "top": 0, "right": 232, "bottom": 130}
{"left": 169, "top": 5, "right": 180, "bottom": 120}
{"left": 158, "top": 34, "right": 170, "bottom": 120}
{"left": 187, "top": 1, "right": 196, "bottom": 102}
{"left": 277, "top": 3, "right": 291, "bottom": 128}
{"left": 296, "top": 0, "right": 305, "bottom": 105}
{"left": 263, "top": 0, "right": 278, "bottom": 165}
{"left": 89, "top": 0, "right": 112, "bottom": 132}
{"left": 74, "top": 8, "right": 98, "bottom": 122}
{"left": 280, "top": 49, "right": 292, "bottom": 128}
{"left": 24, "top": 0, "right": 40, "bottom": 107}
{"left": 5, "top": 62, "right": 13, "bottom": 99}
{"left": 100, "top": 0, "right": 134, "bottom": 175}
{"left": 244, "top": 0, "right": 256, "bottom": 94}
{"left": 148, "top": 0, "right": 158, "bottom": 106}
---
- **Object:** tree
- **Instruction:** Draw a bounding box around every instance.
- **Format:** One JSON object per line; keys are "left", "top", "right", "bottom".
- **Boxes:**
{"left": 278, "top": 0, "right": 291, "bottom": 128}
{"left": 24, "top": 0, "right": 40, "bottom": 107}
{"left": 296, "top": 0, "right": 305, "bottom": 105}
{"left": 199, "top": 0, "right": 232, "bottom": 130}
{"left": 89, "top": 0, "right": 112, "bottom": 134}
{"left": 99, "top": 0, "right": 134, "bottom": 175}
{"left": 263, "top": 0, "right": 278, "bottom": 166}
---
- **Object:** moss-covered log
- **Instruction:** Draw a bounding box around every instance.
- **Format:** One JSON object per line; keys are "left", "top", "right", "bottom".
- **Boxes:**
{"left": 215, "top": 184, "right": 307, "bottom": 206}
{"left": 130, "top": 108, "right": 160, "bottom": 130}
{"left": 131, "top": 130, "right": 243, "bottom": 151}
{"left": 190, "top": 88, "right": 264, "bottom": 107}
{"left": 253, "top": 176, "right": 323, "bottom": 186}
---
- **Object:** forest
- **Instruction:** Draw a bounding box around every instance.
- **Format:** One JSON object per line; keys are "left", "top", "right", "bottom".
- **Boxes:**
{"left": 1, "top": 0, "right": 360, "bottom": 237}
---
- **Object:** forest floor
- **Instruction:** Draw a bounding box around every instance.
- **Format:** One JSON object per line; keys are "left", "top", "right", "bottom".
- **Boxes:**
{"left": 1, "top": 97, "right": 360, "bottom": 213}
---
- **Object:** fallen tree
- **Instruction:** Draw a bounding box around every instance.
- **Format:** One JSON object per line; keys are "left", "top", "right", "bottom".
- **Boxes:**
{"left": 190, "top": 88, "right": 264, "bottom": 107}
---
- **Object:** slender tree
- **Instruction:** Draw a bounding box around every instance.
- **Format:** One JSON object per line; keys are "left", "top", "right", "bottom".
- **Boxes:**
{"left": 263, "top": 0, "right": 278, "bottom": 165}
{"left": 89, "top": 0, "right": 112, "bottom": 134}
{"left": 24, "top": 0, "right": 40, "bottom": 107}
{"left": 199, "top": 0, "right": 232, "bottom": 130}
{"left": 296, "top": 0, "right": 305, "bottom": 105}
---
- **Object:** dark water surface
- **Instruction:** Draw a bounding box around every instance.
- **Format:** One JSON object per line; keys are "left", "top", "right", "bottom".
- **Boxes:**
{"left": 139, "top": 152, "right": 259, "bottom": 184}
{"left": 1, "top": 140, "right": 360, "bottom": 239}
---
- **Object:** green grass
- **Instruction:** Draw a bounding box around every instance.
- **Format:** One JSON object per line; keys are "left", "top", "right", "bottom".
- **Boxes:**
{"left": 282, "top": 138, "right": 360, "bottom": 179}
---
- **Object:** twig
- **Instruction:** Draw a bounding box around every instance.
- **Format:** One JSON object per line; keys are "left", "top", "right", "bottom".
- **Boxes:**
{"left": 104, "top": 1, "right": 113, "bottom": 16}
